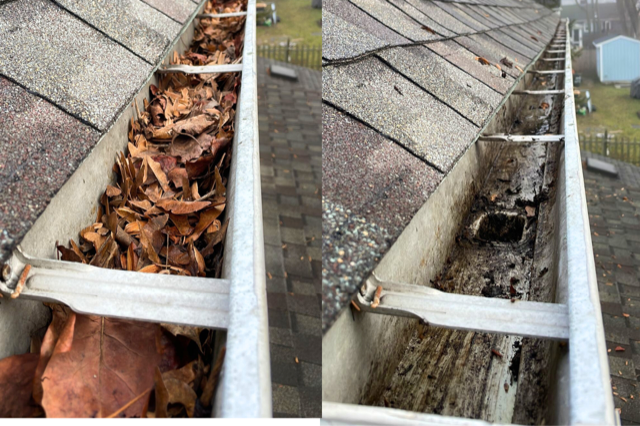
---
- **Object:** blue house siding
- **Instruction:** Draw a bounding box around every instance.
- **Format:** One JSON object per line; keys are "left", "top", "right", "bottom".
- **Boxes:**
{"left": 598, "top": 37, "right": 640, "bottom": 83}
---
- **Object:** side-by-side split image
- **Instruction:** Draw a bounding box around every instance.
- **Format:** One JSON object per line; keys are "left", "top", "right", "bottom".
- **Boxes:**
{"left": 0, "top": 0, "right": 638, "bottom": 424}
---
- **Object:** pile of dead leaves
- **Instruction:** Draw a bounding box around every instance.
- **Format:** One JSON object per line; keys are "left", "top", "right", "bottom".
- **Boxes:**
{"left": 0, "top": 305, "right": 225, "bottom": 418}
{"left": 0, "top": 0, "right": 246, "bottom": 417}
{"left": 55, "top": 1, "right": 248, "bottom": 277}
{"left": 192, "top": 0, "right": 246, "bottom": 65}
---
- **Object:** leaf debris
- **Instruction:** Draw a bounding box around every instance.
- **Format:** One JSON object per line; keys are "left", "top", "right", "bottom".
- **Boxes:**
{"left": 0, "top": 0, "right": 246, "bottom": 418}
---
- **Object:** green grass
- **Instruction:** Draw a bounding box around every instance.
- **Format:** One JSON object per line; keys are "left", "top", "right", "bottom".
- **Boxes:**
{"left": 576, "top": 70, "right": 640, "bottom": 139}
{"left": 256, "top": 0, "right": 322, "bottom": 47}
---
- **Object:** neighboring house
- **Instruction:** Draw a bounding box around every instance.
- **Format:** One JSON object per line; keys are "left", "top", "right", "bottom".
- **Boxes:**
{"left": 593, "top": 34, "right": 640, "bottom": 82}
{"left": 562, "top": 3, "right": 625, "bottom": 49}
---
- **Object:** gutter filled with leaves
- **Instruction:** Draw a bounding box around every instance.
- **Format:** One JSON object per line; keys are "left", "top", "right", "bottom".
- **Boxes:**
{"left": 0, "top": 0, "right": 248, "bottom": 418}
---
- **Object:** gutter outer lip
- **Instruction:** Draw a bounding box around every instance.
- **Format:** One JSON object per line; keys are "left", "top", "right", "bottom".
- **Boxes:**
{"left": 560, "top": 18, "right": 616, "bottom": 426}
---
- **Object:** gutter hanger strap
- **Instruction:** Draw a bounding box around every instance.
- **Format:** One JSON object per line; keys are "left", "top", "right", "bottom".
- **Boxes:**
{"left": 357, "top": 277, "right": 569, "bottom": 341}
{"left": 197, "top": 12, "right": 248, "bottom": 18}
{"left": 512, "top": 89, "right": 565, "bottom": 95}
{"left": 157, "top": 64, "right": 243, "bottom": 74}
{"left": 0, "top": 248, "right": 230, "bottom": 330}
{"left": 479, "top": 134, "right": 565, "bottom": 143}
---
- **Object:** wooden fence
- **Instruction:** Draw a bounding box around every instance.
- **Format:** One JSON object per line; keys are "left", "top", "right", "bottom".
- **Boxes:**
{"left": 572, "top": 48, "right": 597, "bottom": 73}
{"left": 579, "top": 132, "right": 640, "bottom": 166}
{"left": 257, "top": 43, "right": 321, "bottom": 70}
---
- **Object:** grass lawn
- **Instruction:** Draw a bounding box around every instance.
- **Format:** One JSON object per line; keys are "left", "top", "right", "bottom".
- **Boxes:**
{"left": 576, "top": 70, "right": 640, "bottom": 139}
{"left": 256, "top": 0, "right": 322, "bottom": 47}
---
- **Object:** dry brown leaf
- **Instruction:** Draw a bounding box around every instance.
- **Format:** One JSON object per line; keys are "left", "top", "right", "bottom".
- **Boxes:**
{"left": 206, "top": 219, "right": 221, "bottom": 234}
{"left": 117, "top": 207, "right": 141, "bottom": 222}
{"left": 106, "top": 387, "right": 153, "bottom": 418}
{"left": 70, "top": 239, "right": 88, "bottom": 263}
{"left": 196, "top": 132, "right": 214, "bottom": 151}
{"left": 0, "top": 353, "right": 42, "bottom": 417}
{"left": 106, "top": 185, "right": 122, "bottom": 197}
{"left": 164, "top": 377, "right": 197, "bottom": 417}
{"left": 150, "top": 102, "right": 165, "bottom": 127}
{"left": 138, "top": 220, "right": 162, "bottom": 264}
{"left": 162, "top": 324, "right": 203, "bottom": 353}
{"left": 130, "top": 199, "right": 153, "bottom": 212}
{"left": 168, "top": 167, "right": 189, "bottom": 188}
{"left": 421, "top": 25, "right": 436, "bottom": 34}
{"left": 214, "top": 167, "right": 226, "bottom": 196}
{"left": 162, "top": 360, "right": 199, "bottom": 385}
{"left": 139, "top": 264, "right": 161, "bottom": 273}
{"left": 124, "top": 221, "right": 144, "bottom": 235}
{"left": 170, "top": 214, "right": 194, "bottom": 236}
{"left": 154, "top": 367, "right": 197, "bottom": 418}
{"left": 83, "top": 231, "right": 106, "bottom": 252}
{"left": 152, "top": 125, "right": 174, "bottom": 140}
{"left": 193, "top": 245, "right": 206, "bottom": 276}
{"left": 185, "top": 154, "right": 215, "bottom": 179}
{"left": 186, "top": 205, "right": 224, "bottom": 243}
{"left": 156, "top": 199, "right": 211, "bottom": 215}
{"left": 147, "top": 157, "right": 171, "bottom": 193}
{"left": 41, "top": 315, "right": 168, "bottom": 418}
{"left": 171, "top": 134, "right": 204, "bottom": 162}
{"left": 173, "top": 115, "right": 215, "bottom": 135}
{"left": 90, "top": 236, "right": 118, "bottom": 268}
{"left": 475, "top": 56, "right": 491, "bottom": 66}
{"left": 154, "top": 367, "right": 169, "bottom": 418}
{"left": 57, "top": 244, "right": 85, "bottom": 263}
{"left": 33, "top": 304, "right": 73, "bottom": 404}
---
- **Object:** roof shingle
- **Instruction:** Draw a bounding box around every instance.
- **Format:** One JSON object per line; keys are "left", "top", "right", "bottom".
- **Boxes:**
{"left": 0, "top": 0, "right": 152, "bottom": 130}
{"left": 0, "top": 77, "right": 101, "bottom": 261}
{"left": 0, "top": 0, "right": 201, "bottom": 266}
{"left": 55, "top": 0, "right": 182, "bottom": 63}
{"left": 323, "top": 57, "right": 479, "bottom": 172}
{"left": 321, "top": 0, "right": 559, "bottom": 331}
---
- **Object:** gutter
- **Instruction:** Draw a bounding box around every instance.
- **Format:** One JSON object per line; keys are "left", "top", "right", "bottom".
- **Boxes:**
{"left": 0, "top": 0, "right": 271, "bottom": 417}
{"left": 322, "top": 18, "right": 616, "bottom": 426}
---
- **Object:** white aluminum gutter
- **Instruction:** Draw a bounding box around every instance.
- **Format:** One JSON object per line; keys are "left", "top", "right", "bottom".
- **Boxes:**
{"left": 0, "top": 0, "right": 271, "bottom": 417}
{"left": 215, "top": 0, "right": 272, "bottom": 417}
{"left": 559, "top": 19, "right": 615, "bottom": 426}
{"left": 321, "top": 19, "right": 615, "bottom": 426}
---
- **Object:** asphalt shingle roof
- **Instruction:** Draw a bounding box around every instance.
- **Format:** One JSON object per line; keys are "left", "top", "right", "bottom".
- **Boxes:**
{"left": 55, "top": 0, "right": 183, "bottom": 63}
{"left": 0, "top": 0, "right": 202, "bottom": 267}
{"left": 0, "top": 0, "right": 153, "bottom": 130}
{"left": 322, "top": 0, "right": 560, "bottom": 332}
{"left": 140, "top": 0, "right": 199, "bottom": 23}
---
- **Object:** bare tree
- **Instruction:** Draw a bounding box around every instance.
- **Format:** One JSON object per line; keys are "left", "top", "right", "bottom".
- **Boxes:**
{"left": 616, "top": 0, "right": 639, "bottom": 37}
{"left": 574, "top": 0, "right": 594, "bottom": 32}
